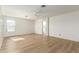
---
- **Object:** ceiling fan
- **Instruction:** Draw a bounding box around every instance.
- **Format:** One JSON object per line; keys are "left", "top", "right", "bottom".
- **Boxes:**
{"left": 41, "top": 5, "right": 46, "bottom": 8}
{"left": 34, "top": 5, "right": 46, "bottom": 16}
{"left": 25, "top": 5, "right": 46, "bottom": 19}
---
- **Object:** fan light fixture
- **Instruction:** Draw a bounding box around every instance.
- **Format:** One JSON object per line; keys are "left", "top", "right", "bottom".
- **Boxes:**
{"left": 41, "top": 5, "right": 46, "bottom": 8}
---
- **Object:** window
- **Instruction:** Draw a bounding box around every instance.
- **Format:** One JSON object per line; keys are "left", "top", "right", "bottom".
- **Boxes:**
{"left": 6, "top": 20, "right": 15, "bottom": 32}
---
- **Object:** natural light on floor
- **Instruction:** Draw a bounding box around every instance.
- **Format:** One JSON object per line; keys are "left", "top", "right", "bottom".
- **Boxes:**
{"left": 11, "top": 37, "right": 24, "bottom": 41}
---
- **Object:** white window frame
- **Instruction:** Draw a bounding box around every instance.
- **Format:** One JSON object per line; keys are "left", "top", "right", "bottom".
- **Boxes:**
{"left": 6, "top": 19, "right": 16, "bottom": 32}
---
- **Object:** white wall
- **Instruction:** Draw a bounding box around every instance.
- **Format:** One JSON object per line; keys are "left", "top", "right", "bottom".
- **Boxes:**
{"left": 3, "top": 16, "right": 35, "bottom": 37}
{"left": 0, "top": 16, "right": 3, "bottom": 36}
{"left": 50, "top": 11, "right": 79, "bottom": 41}
{"left": 35, "top": 11, "right": 79, "bottom": 42}
{"left": 35, "top": 19, "right": 42, "bottom": 34}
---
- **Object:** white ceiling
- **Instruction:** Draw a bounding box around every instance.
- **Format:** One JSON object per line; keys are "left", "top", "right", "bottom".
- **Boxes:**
{"left": 1, "top": 5, "right": 79, "bottom": 20}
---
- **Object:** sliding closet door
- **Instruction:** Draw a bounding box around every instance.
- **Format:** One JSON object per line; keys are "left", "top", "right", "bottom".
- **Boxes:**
{"left": 0, "top": 6, "right": 4, "bottom": 48}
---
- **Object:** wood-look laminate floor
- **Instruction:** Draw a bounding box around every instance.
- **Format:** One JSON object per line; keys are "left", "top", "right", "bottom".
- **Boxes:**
{"left": 0, "top": 34, "right": 79, "bottom": 53}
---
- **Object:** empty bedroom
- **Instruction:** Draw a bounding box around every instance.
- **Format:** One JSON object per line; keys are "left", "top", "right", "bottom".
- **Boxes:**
{"left": 0, "top": 5, "right": 79, "bottom": 53}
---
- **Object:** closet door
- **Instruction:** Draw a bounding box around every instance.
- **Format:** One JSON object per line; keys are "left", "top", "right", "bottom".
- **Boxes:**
{"left": 0, "top": 6, "right": 4, "bottom": 48}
